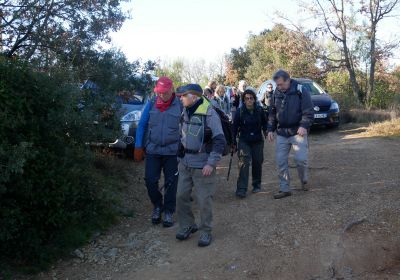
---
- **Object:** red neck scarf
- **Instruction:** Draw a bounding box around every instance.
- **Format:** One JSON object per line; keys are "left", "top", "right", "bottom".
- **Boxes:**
{"left": 155, "top": 93, "right": 175, "bottom": 112}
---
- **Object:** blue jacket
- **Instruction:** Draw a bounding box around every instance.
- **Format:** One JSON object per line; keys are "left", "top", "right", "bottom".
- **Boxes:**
{"left": 135, "top": 96, "right": 182, "bottom": 155}
{"left": 268, "top": 79, "right": 314, "bottom": 137}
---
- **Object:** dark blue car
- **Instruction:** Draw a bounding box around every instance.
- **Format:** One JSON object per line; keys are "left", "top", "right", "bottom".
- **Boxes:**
{"left": 258, "top": 78, "right": 340, "bottom": 128}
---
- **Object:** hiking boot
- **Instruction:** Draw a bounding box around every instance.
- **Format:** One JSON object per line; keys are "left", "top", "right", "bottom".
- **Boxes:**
{"left": 176, "top": 225, "right": 198, "bottom": 240}
{"left": 151, "top": 207, "right": 162, "bottom": 224}
{"left": 302, "top": 181, "right": 309, "bottom": 191}
{"left": 273, "top": 191, "right": 292, "bottom": 199}
{"left": 163, "top": 211, "right": 174, "bottom": 228}
{"left": 235, "top": 190, "right": 246, "bottom": 198}
{"left": 198, "top": 232, "right": 212, "bottom": 247}
{"left": 252, "top": 187, "right": 261, "bottom": 193}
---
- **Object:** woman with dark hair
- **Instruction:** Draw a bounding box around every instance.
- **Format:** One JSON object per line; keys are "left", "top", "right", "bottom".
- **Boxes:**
{"left": 232, "top": 89, "right": 268, "bottom": 198}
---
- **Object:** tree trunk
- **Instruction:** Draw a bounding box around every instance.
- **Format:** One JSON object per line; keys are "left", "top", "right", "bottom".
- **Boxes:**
{"left": 367, "top": 24, "right": 377, "bottom": 109}
{"left": 342, "top": 39, "right": 362, "bottom": 103}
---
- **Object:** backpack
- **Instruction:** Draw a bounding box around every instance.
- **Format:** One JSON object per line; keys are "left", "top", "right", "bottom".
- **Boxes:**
{"left": 210, "top": 106, "right": 233, "bottom": 156}
{"left": 272, "top": 83, "right": 303, "bottom": 107}
{"left": 202, "top": 98, "right": 233, "bottom": 156}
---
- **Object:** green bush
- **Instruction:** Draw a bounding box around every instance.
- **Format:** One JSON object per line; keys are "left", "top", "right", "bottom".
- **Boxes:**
{"left": 368, "top": 78, "right": 397, "bottom": 109}
{"left": 324, "top": 70, "right": 360, "bottom": 110}
{"left": 0, "top": 58, "right": 123, "bottom": 272}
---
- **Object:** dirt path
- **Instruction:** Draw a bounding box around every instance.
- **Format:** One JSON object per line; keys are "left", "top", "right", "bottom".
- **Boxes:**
{"left": 31, "top": 124, "right": 400, "bottom": 280}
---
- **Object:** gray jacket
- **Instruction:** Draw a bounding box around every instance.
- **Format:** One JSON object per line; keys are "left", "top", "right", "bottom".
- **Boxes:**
{"left": 213, "top": 95, "right": 230, "bottom": 115}
{"left": 268, "top": 79, "right": 314, "bottom": 137}
{"left": 180, "top": 97, "right": 226, "bottom": 169}
{"left": 145, "top": 97, "right": 182, "bottom": 155}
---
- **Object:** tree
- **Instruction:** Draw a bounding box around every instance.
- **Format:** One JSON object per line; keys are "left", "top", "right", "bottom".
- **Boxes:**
{"left": 155, "top": 58, "right": 185, "bottom": 87}
{"left": 362, "top": 0, "right": 399, "bottom": 107}
{"left": 207, "top": 55, "right": 227, "bottom": 84}
{"left": 0, "top": 0, "right": 128, "bottom": 67}
{"left": 225, "top": 46, "right": 251, "bottom": 85}
{"left": 227, "top": 25, "right": 320, "bottom": 87}
{"left": 303, "top": 0, "right": 399, "bottom": 106}
{"left": 307, "top": 0, "right": 362, "bottom": 101}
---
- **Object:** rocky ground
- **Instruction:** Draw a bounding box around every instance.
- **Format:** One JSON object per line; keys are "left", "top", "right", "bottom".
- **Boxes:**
{"left": 18, "top": 124, "right": 400, "bottom": 280}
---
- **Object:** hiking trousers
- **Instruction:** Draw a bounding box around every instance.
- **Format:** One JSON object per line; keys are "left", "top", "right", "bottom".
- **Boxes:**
{"left": 276, "top": 134, "right": 309, "bottom": 192}
{"left": 176, "top": 163, "right": 216, "bottom": 234}
{"left": 145, "top": 154, "right": 178, "bottom": 213}
{"left": 236, "top": 140, "right": 264, "bottom": 193}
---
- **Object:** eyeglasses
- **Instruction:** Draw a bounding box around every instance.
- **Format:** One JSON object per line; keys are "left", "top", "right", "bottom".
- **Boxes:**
{"left": 245, "top": 97, "right": 254, "bottom": 100}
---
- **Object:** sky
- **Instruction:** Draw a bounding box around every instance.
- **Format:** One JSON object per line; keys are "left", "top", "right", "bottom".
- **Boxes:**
{"left": 109, "top": 0, "right": 400, "bottom": 65}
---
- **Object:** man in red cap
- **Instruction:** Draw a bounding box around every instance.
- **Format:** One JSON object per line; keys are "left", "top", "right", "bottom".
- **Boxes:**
{"left": 134, "top": 77, "right": 182, "bottom": 227}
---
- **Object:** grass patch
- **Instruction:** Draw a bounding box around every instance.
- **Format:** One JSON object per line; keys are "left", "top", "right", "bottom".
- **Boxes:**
{"left": 364, "top": 119, "right": 400, "bottom": 137}
{"left": 340, "top": 109, "right": 397, "bottom": 124}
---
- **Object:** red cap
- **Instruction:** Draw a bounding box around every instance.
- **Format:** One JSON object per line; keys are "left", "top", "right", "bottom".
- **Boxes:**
{"left": 154, "top": 77, "right": 173, "bottom": 94}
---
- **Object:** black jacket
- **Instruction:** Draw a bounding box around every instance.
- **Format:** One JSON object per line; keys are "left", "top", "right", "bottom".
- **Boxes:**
{"left": 233, "top": 105, "right": 268, "bottom": 144}
{"left": 267, "top": 79, "right": 314, "bottom": 137}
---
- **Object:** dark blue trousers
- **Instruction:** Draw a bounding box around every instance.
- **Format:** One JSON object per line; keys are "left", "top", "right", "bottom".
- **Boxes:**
{"left": 145, "top": 154, "right": 178, "bottom": 213}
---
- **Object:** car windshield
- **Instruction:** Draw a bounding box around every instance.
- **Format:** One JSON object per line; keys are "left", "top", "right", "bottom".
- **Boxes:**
{"left": 301, "top": 82, "right": 325, "bottom": 96}
{"left": 116, "top": 92, "right": 146, "bottom": 105}
{"left": 125, "top": 94, "right": 144, "bottom": 105}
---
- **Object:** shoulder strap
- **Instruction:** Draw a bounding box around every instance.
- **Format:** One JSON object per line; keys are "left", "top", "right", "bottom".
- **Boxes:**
{"left": 239, "top": 106, "right": 244, "bottom": 123}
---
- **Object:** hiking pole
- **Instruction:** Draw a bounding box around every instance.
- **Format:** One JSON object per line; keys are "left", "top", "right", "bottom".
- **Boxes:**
{"left": 159, "top": 171, "right": 179, "bottom": 193}
{"left": 226, "top": 148, "right": 234, "bottom": 181}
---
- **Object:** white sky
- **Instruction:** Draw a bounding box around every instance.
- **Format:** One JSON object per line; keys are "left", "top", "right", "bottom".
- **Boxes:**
{"left": 109, "top": 0, "right": 400, "bottom": 65}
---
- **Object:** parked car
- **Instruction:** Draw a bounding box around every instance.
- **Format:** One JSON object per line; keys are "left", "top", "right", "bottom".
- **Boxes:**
{"left": 257, "top": 78, "right": 340, "bottom": 128}
{"left": 108, "top": 92, "right": 150, "bottom": 149}
{"left": 81, "top": 74, "right": 158, "bottom": 150}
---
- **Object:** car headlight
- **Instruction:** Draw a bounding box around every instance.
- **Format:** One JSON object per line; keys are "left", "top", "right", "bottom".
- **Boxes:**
{"left": 330, "top": 102, "right": 339, "bottom": 110}
{"left": 121, "top": 111, "right": 142, "bottom": 122}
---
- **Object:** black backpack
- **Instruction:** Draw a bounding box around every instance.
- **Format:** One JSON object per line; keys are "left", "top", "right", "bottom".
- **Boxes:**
{"left": 203, "top": 99, "right": 233, "bottom": 156}
{"left": 211, "top": 106, "right": 233, "bottom": 156}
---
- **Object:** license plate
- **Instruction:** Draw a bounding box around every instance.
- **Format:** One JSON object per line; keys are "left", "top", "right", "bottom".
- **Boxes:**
{"left": 314, "top": 113, "right": 327, "bottom": 119}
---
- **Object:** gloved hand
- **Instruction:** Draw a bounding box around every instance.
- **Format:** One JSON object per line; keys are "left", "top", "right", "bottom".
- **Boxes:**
{"left": 134, "top": 147, "right": 145, "bottom": 162}
{"left": 231, "top": 144, "right": 237, "bottom": 153}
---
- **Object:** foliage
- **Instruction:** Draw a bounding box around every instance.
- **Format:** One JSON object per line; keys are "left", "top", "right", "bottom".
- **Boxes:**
{"left": 226, "top": 25, "right": 320, "bottom": 87}
{"left": 325, "top": 67, "right": 400, "bottom": 111}
{"left": 324, "top": 70, "right": 360, "bottom": 110}
{"left": 0, "top": 54, "right": 136, "bottom": 271}
{"left": 225, "top": 47, "right": 251, "bottom": 85}
{"left": 0, "top": 0, "right": 128, "bottom": 67}
{"left": 155, "top": 57, "right": 226, "bottom": 88}
{"left": 155, "top": 59, "right": 186, "bottom": 88}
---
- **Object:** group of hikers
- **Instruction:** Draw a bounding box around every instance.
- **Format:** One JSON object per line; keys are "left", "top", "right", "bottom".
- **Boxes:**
{"left": 133, "top": 69, "right": 315, "bottom": 247}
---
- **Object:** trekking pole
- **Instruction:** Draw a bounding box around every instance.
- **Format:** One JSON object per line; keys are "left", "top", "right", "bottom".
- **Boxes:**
{"left": 159, "top": 171, "right": 179, "bottom": 193}
{"left": 226, "top": 148, "right": 234, "bottom": 181}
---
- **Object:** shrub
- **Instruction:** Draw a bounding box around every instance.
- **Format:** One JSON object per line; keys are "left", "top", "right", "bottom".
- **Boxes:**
{"left": 0, "top": 58, "right": 123, "bottom": 272}
{"left": 324, "top": 70, "right": 361, "bottom": 110}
